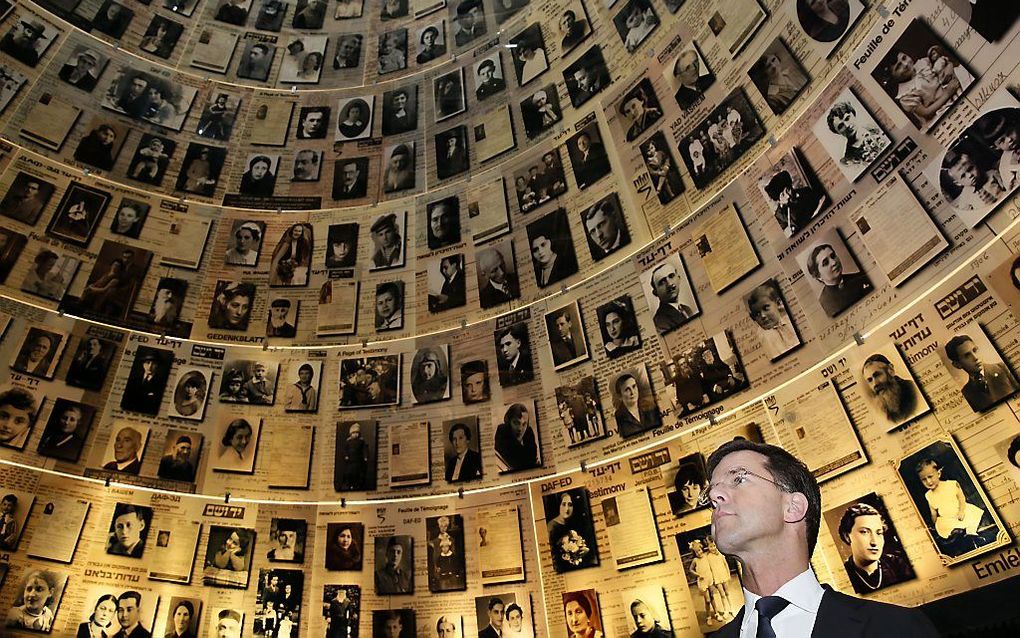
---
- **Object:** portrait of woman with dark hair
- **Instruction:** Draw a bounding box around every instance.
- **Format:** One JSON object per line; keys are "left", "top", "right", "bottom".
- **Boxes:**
{"left": 238, "top": 155, "right": 277, "bottom": 197}
{"left": 543, "top": 488, "right": 599, "bottom": 572}
{"left": 526, "top": 209, "right": 578, "bottom": 288}
{"left": 213, "top": 417, "right": 258, "bottom": 473}
{"left": 325, "top": 523, "right": 363, "bottom": 570}
{"left": 667, "top": 453, "right": 708, "bottom": 515}
{"left": 834, "top": 498, "right": 916, "bottom": 594}
{"left": 208, "top": 281, "right": 256, "bottom": 330}
{"left": 326, "top": 223, "right": 358, "bottom": 269}
{"left": 74, "top": 123, "right": 121, "bottom": 170}
{"left": 416, "top": 24, "right": 446, "bottom": 64}
{"left": 802, "top": 238, "right": 872, "bottom": 317}
{"left": 269, "top": 223, "right": 313, "bottom": 287}
{"left": 562, "top": 590, "right": 603, "bottom": 638}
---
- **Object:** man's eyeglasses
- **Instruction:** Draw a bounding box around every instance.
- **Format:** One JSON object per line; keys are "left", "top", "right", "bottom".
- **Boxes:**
{"left": 697, "top": 467, "right": 788, "bottom": 509}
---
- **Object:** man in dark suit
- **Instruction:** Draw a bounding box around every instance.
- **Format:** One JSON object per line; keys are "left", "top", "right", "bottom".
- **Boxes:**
{"left": 58, "top": 48, "right": 101, "bottom": 91}
{"left": 672, "top": 48, "right": 714, "bottom": 110}
{"left": 549, "top": 309, "right": 578, "bottom": 366}
{"left": 649, "top": 261, "right": 695, "bottom": 335}
{"left": 945, "top": 335, "right": 1019, "bottom": 412}
{"left": 435, "top": 127, "right": 468, "bottom": 179}
{"left": 445, "top": 422, "right": 482, "bottom": 482}
{"left": 496, "top": 325, "right": 533, "bottom": 386}
{"left": 453, "top": 0, "right": 486, "bottom": 47}
{"left": 333, "top": 159, "right": 368, "bottom": 200}
{"left": 429, "top": 255, "right": 466, "bottom": 312}
{"left": 477, "top": 247, "right": 519, "bottom": 309}
{"left": 474, "top": 59, "right": 506, "bottom": 101}
{"left": 568, "top": 128, "right": 611, "bottom": 189}
{"left": 121, "top": 351, "right": 167, "bottom": 415}
{"left": 103, "top": 426, "right": 144, "bottom": 474}
{"left": 478, "top": 598, "right": 504, "bottom": 638}
{"left": 705, "top": 440, "right": 938, "bottom": 638}
{"left": 114, "top": 591, "right": 152, "bottom": 637}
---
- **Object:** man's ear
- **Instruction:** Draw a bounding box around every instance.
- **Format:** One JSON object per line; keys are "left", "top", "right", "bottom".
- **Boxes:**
{"left": 783, "top": 491, "right": 809, "bottom": 524}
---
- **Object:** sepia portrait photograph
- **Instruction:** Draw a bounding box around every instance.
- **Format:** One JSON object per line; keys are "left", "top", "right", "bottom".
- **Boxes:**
{"left": 12, "top": 326, "right": 68, "bottom": 379}
{"left": 581, "top": 192, "right": 631, "bottom": 261}
{"left": 211, "top": 414, "right": 262, "bottom": 474}
{"left": 435, "top": 125, "right": 470, "bottom": 179}
{"left": 36, "top": 398, "right": 94, "bottom": 462}
{"left": 267, "top": 518, "right": 306, "bottom": 563}
{"left": 268, "top": 223, "right": 313, "bottom": 287}
{"left": 208, "top": 281, "right": 257, "bottom": 331}
{"left": 794, "top": 226, "right": 873, "bottom": 318}
{"left": 855, "top": 343, "right": 930, "bottom": 431}
{"left": 0, "top": 171, "right": 56, "bottom": 225}
{"left": 494, "top": 322, "right": 534, "bottom": 387}
{"left": 278, "top": 35, "right": 328, "bottom": 84}
{"left": 175, "top": 142, "right": 227, "bottom": 196}
{"left": 674, "top": 524, "right": 740, "bottom": 632}
{"left": 494, "top": 400, "right": 542, "bottom": 473}
{"left": 472, "top": 51, "right": 506, "bottom": 102}
{"left": 609, "top": 364, "right": 662, "bottom": 438}
{"left": 758, "top": 148, "right": 829, "bottom": 238}
{"left": 640, "top": 131, "right": 685, "bottom": 205}
{"left": 639, "top": 251, "right": 699, "bottom": 336}
{"left": 45, "top": 182, "right": 111, "bottom": 247}
{"left": 937, "top": 328, "right": 1019, "bottom": 413}
{"left": 100, "top": 422, "right": 150, "bottom": 475}
{"left": 72, "top": 240, "right": 152, "bottom": 323}
{"left": 375, "top": 281, "right": 405, "bottom": 332}
{"left": 375, "top": 536, "right": 414, "bottom": 594}
{"left": 460, "top": 360, "right": 490, "bottom": 404}
{"left": 410, "top": 345, "right": 451, "bottom": 404}
{"left": 475, "top": 239, "right": 519, "bottom": 309}
{"left": 427, "top": 514, "right": 466, "bottom": 592}
{"left": 65, "top": 335, "right": 115, "bottom": 391}
{"left": 426, "top": 254, "right": 467, "bottom": 313}
{"left": 670, "top": 331, "right": 748, "bottom": 416}
{"left": 526, "top": 207, "right": 578, "bottom": 288}
{"left": 748, "top": 37, "right": 810, "bottom": 115}
{"left": 202, "top": 525, "right": 256, "bottom": 588}
{"left": 283, "top": 360, "right": 322, "bottom": 412}
{"left": 543, "top": 487, "right": 599, "bottom": 572}
{"left": 20, "top": 248, "right": 79, "bottom": 301}
{"left": 434, "top": 68, "right": 466, "bottom": 122}
{"left": 544, "top": 300, "right": 589, "bottom": 370}
{"left": 105, "top": 502, "right": 153, "bottom": 558}
{"left": 127, "top": 134, "right": 175, "bottom": 186}
{"left": 666, "top": 41, "right": 714, "bottom": 110}
{"left": 168, "top": 366, "right": 210, "bottom": 421}
{"left": 567, "top": 120, "right": 611, "bottom": 190}
{"left": 325, "top": 522, "right": 364, "bottom": 570}
{"left": 157, "top": 429, "right": 203, "bottom": 483}
{"left": 119, "top": 346, "right": 173, "bottom": 416}
{"left": 678, "top": 88, "right": 765, "bottom": 189}
{"left": 218, "top": 359, "right": 279, "bottom": 405}
{"left": 5, "top": 568, "right": 68, "bottom": 633}
{"left": 666, "top": 452, "right": 708, "bottom": 516}
{"left": 811, "top": 87, "right": 892, "bottom": 183}
{"left": 793, "top": 0, "right": 864, "bottom": 49}
{"left": 338, "top": 356, "right": 401, "bottom": 407}
{"left": 443, "top": 416, "right": 482, "bottom": 483}
{"left": 743, "top": 279, "right": 801, "bottom": 361}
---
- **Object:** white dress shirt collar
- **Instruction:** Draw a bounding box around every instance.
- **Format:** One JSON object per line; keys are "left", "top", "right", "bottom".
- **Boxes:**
{"left": 740, "top": 568, "right": 824, "bottom": 637}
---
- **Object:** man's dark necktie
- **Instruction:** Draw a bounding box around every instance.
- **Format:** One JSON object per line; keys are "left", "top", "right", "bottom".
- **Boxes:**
{"left": 755, "top": 596, "right": 790, "bottom": 638}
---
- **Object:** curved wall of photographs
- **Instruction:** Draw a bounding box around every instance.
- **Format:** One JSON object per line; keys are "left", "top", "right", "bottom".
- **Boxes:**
{"left": 1, "top": 0, "right": 1020, "bottom": 635}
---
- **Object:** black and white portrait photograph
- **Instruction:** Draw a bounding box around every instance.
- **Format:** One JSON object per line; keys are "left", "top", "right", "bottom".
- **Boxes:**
{"left": 334, "top": 420, "right": 377, "bottom": 491}
{"left": 267, "top": 296, "right": 299, "bottom": 340}
{"left": 73, "top": 117, "right": 127, "bottom": 172}
{"left": 382, "top": 142, "right": 416, "bottom": 193}
{"left": 196, "top": 92, "right": 241, "bottom": 141}
{"left": 119, "top": 345, "right": 173, "bottom": 415}
{"left": 758, "top": 148, "right": 829, "bottom": 237}
{"left": 324, "top": 587, "right": 360, "bottom": 638}
{"left": 521, "top": 85, "right": 562, "bottom": 140}
{"left": 76, "top": 586, "right": 158, "bottom": 638}
{"left": 0, "top": 383, "right": 38, "bottom": 447}
{"left": 494, "top": 321, "right": 534, "bottom": 387}
{"left": 554, "top": 376, "right": 606, "bottom": 447}
{"left": 332, "top": 157, "right": 370, "bottom": 200}
{"left": 4, "top": 566, "right": 69, "bottom": 633}
{"left": 596, "top": 295, "right": 641, "bottom": 359}
{"left": 93, "top": 0, "right": 133, "bottom": 38}
{"left": 282, "top": 360, "right": 321, "bottom": 412}
{"left": 612, "top": 0, "right": 659, "bottom": 53}
{"left": 434, "top": 68, "right": 466, "bottom": 122}
{"left": 203, "top": 525, "right": 256, "bottom": 588}
{"left": 435, "top": 125, "right": 470, "bottom": 179}
{"left": 127, "top": 134, "right": 174, "bottom": 186}
{"left": 939, "top": 329, "right": 1019, "bottom": 413}
{"left": 211, "top": 414, "right": 262, "bottom": 474}
{"left": 427, "top": 514, "right": 466, "bottom": 592}
{"left": 109, "top": 198, "right": 150, "bottom": 239}
{"left": 36, "top": 398, "right": 94, "bottom": 462}
{"left": 267, "top": 518, "right": 306, "bottom": 563}
{"left": 291, "top": 0, "right": 327, "bottom": 27}
{"left": 65, "top": 335, "right": 115, "bottom": 390}
{"left": 333, "top": 33, "right": 363, "bottom": 69}
{"left": 416, "top": 20, "right": 447, "bottom": 64}
{"left": 12, "top": 326, "right": 67, "bottom": 379}
{"left": 743, "top": 279, "right": 801, "bottom": 361}
{"left": 639, "top": 252, "right": 699, "bottom": 336}
{"left": 278, "top": 35, "right": 328, "bottom": 84}
{"left": 567, "top": 121, "right": 611, "bottom": 190}
{"left": 563, "top": 46, "right": 607, "bottom": 108}
{"left": 382, "top": 84, "right": 418, "bottom": 135}
{"left": 0, "top": 13, "right": 59, "bottom": 67}
{"left": 666, "top": 452, "right": 708, "bottom": 516}
{"left": 667, "top": 42, "right": 714, "bottom": 110}
{"left": 168, "top": 366, "right": 210, "bottom": 420}
{"left": 338, "top": 355, "right": 401, "bottom": 407}
{"left": 326, "top": 223, "right": 359, "bottom": 269}
{"left": 873, "top": 20, "right": 975, "bottom": 131}
{"left": 0, "top": 489, "right": 32, "bottom": 550}
{"left": 526, "top": 207, "right": 578, "bottom": 288}
{"left": 513, "top": 150, "right": 567, "bottom": 212}
{"left": 377, "top": 28, "right": 408, "bottom": 75}
{"left": 494, "top": 400, "right": 542, "bottom": 473}
{"left": 236, "top": 41, "right": 276, "bottom": 81}
{"left": 101, "top": 66, "right": 196, "bottom": 130}
{"left": 101, "top": 422, "right": 150, "bottom": 474}
{"left": 0, "top": 62, "right": 26, "bottom": 114}
{"left": 427, "top": 254, "right": 467, "bottom": 312}
{"left": 855, "top": 344, "right": 930, "bottom": 431}
{"left": 425, "top": 196, "right": 461, "bottom": 249}
{"left": 208, "top": 280, "right": 257, "bottom": 330}
{"left": 510, "top": 23, "right": 548, "bottom": 86}
{"left": 58, "top": 46, "right": 108, "bottom": 92}
{"left": 473, "top": 52, "right": 506, "bottom": 102}
{"left": 335, "top": 96, "right": 374, "bottom": 142}
{"left": 292, "top": 149, "right": 323, "bottom": 182}
{"left": 896, "top": 438, "right": 1009, "bottom": 565}
{"left": 373, "top": 609, "right": 415, "bottom": 638}
{"left": 674, "top": 524, "right": 740, "bottom": 632}
{"left": 933, "top": 99, "right": 1020, "bottom": 226}
{"left": 269, "top": 223, "right": 313, "bottom": 287}
{"left": 678, "top": 88, "right": 765, "bottom": 189}
{"left": 175, "top": 142, "right": 227, "bottom": 196}
{"left": 297, "top": 106, "right": 330, "bottom": 140}
{"left": 149, "top": 277, "right": 187, "bottom": 331}
{"left": 72, "top": 240, "right": 152, "bottom": 323}
{"left": 670, "top": 331, "right": 748, "bottom": 416}
{"left": 153, "top": 597, "right": 201, "bottom": 638}
{"left": 207, "top": 609, "right": 244, "bottom": 637}
{"left": 452, "top": 0, "right": 486, "bottom": 47}
{"left": 218, "top": 359, "right": 279, "bottom": 405}
{"left": 793, "top": 0, "right": 865, "bottom": 48}
{"left": 0, "top": 227, "right": 24, "bottom": 284}
{"left": 0, "top": 171, "right": 56, "bottom": 225}
{"left": 748, "top": 38, "right": 810, "bottom": 115}
{"left": 610, "top": 364, "right": 661, "bottom": 438}
{"left": 476, "top": 239, "right": 520, "bottom": 309}
{"left": 443, "top": 417, "right": 483, "bottom": 483}
{"left": 620, "top": 587, "right": 673, "bottom": 638}
{"left": 105, "top": 502, "right": 153, "bottom": 558}
{"left": 822, "top": 492, "right": 917, "bottom": 595}
{"left": 558, "top": 1, "right": 591, "bottom": 55}
{"left": 157, "top": 429, "right": 203, "bottom": 483}
{"left": 410, "top": 345, "right": 451, "bottom": 404}
{"left": 640, "top": 131, "right": 685, "bottom": 205}
{"left": 20, "top": 248, "right": 79, "bottom": 301}
{"left": 45, "top": 182, "right": 111, "bottom": 247}
{"left": 214, "top": 0, "right": 251, "bottom": 25}
{"left": 254, "top": 0, "right": 286, "bottom": 29}
{"left": 375, "top": 536, "right": 414, "bottom": 594}
{"left": 544, "top": 300, "right": 589, "bottom": 370}
{"left": 374, "top": 281, "right": 405, "bottom": 331}
{"left": 811, "top": 87, "right": 892, "bottom": 183}
{"left": 254, "top": 568, "right": 303, "bottom": 636}
{"left": 581, "top": 193, "right": 630, "bottom": 260}
{"left": 793, "top": 227, "right": 872, "bottom": 317}
{"left": 225, "top": 220, "right": 265, "bottom": 266}
{"left": 325, "top": 522, "right": 364, "bottom": 570}
{"left": 460, "top": 360, "right": 490, "bottom": 404}
{"left": 543, "top": 488, "right": 599, "bottom": 572}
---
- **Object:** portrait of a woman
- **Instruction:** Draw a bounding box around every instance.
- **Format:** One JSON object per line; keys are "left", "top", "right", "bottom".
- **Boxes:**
{"left": 544, "top": 489, "right": 598, "bottom": 572}
{"left": 76, "top": 594, "right": 116, "bottom": 638}
{"left": 214, "top": 418, "right": 257, "bottom": 473}
{"left": 562, "top": 591, "right": 603, "bottom": 638}
{"left": 208, "top": 282, "right": 256, "bottom": 330}
{"left": 269, "top": 224, "right": 313, "bottom": 287}
{"left": 325, "top": 524, "right": 363, "bottom": 570}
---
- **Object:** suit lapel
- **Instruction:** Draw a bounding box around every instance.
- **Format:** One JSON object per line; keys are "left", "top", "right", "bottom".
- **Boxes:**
{"left": 811, "top": 589, "right": 867, "bottom": 638}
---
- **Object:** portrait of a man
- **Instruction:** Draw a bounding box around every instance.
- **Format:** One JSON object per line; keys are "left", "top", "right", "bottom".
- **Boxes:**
{"left": 494, "top": 323, "right": 534, "bottom": 387}
{"left": 375, "top": 536, "right": 414, "bottom": 594}
{"left": 332, "top": 158, "right": 369, "bottom": 200}
{"left": 581, "top": 194, "right": 630, "bottom": 261}
{"left": 443, "top": 418, "right": 482, "bottom": 483}
{"left": 943, "top": 333, "right": 1019, "bottom": 412}
{"left": 106, "top": 503, "right": 153, "bottom": 557}
{"left": 12, "top": 327, "right": 66, "bottom": 379}
{"left": 102, "top": 424, "right": 148, "bottom": 474}
{"left": 476, "top": 243, "right": 520, "bottom": 309}
{"left": 157, "top": 431, "right": 201, "bottom": 482}
{"left": 641, "top": 254, "right": 699, "bottom": 336}
{"left": 859, "top": 349, "right": 929, "bottom": 430}
{"left": 120, "top": 346, "right": 173, "bottom": 415}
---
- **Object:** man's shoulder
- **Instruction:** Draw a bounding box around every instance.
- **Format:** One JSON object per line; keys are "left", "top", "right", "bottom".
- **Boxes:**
{"left": 817, "top": 587, "right": 939, "bottom": 634}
